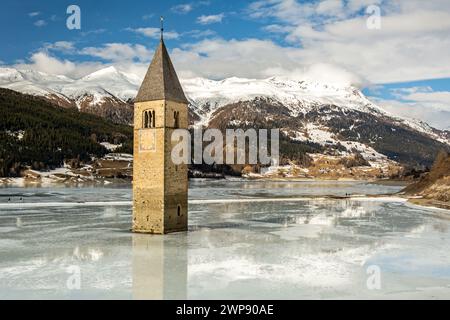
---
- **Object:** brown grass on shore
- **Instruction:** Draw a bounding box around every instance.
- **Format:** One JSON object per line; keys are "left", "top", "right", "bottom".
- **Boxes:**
{"left": 403, "top": 150, "right": 450, "bottom": 203}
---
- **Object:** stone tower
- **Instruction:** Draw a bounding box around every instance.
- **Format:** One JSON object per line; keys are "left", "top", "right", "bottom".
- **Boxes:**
{"left": 132, "top": 37, "right": 189, "bottom": 234}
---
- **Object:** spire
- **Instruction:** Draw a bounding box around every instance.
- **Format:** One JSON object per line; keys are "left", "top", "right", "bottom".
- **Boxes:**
{"left": 160, "top": 16, "right": 164, "bottom": 41}
{"left": 135, "top": 36, "right": 189, "bottom": 104}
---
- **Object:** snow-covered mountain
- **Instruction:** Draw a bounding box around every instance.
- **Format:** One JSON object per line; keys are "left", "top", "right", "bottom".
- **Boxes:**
{"left": 0, "top": 66, "right": 445, "bottom": 138}
{"left": 0, "top": 67, "right": 137, "bottom": 123}
{"left": 0, "top": 66, "right": 138, "bottom": 102}
{"left": 183, "top": 77, "right": 448, "bottom": 143}
{"left": 182, "top": 76, "right": 449, "bottom": 167}
{"left": 0, "top": 66, "right": 449, "bottom": 167}
{"left": 185, "top": 76, "right": 382, "bottom": 117}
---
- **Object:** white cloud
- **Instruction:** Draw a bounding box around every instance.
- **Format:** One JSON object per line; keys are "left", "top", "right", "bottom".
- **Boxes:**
{"left": 11, "top": 48, "right": 149, "bottom": 80}
{"left": 184, "top": 29, "right": 217, "bottom": 38}
{"left": 248, "top": 0, "right": 314, "bottom": 22}
{"left": 128, "top": 27, "right": 180, "bottom": 40}
{"left": 346, "top": 0, "right": 382, "bottom": 13}
{"left": 316, "top": 0, "right": 345, "bottom": 17}
{"left": 13, "top": 37, "right": 361, "bottom": 86}
{"left": 168, "top": 37, "right": 363, "bottom": 86}
{"left": 44, "top": 41, "right": 75, "bottom": 53}
{"left": 298, "top": 63, "right": 364, "bottom": 86}
{"left": 80, "top": 29, "right": 107, "bottom": 37}
{"left": 171, "top": 4, "right": 194, "bottom": 14}
{"left": 197, "top": 13, "right": 225, "bottom": 25}
{"left": 13, "top": 52, "right": 105, "bottom": 79}
{"left": 34, "top": 20, "right": 47, "bottom": 27}
{"left": 142, "top": 14, "right": 154, "bottom": 20}
{"left": 374, "top": 97, "right": 450, "bottom": 130}
{"left": 80, "top": 43, "right": 152, "bottom": 62}
{"left": 392, "top": 87, "right": 450, "bottom": 112}
{"left": 28, "top": 12, "right": 40, "bottom": 17}
{"left": 263, "top": 24, "right": 294, "bottom": 34}
{"left": 171, "top": 38, "right": 294, "bottom": 79}
{"left": 171, "top": 1, "right": 211, "bottom": 14}
{"left": 391, "top": 86, "right": 433, "bottom": 95}
{"left": 405, "top": 91, "right": 450, "bottom": 109}
{"left": 372, "top": 85, "right": 450, "bottom": 130}
{"left": 247, "top": 0, "right": 450, "bottom": 84}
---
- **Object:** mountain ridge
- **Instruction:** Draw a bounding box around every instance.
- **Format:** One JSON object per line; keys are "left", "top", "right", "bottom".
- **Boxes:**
{"left": 0, "top": 87, "right": 133, "bottom": 177}
{"left": 0, "top": 66, "right": 446, "bottom": 138}
{"left": 1, "top": 66, "right": 449, "bottom": 169}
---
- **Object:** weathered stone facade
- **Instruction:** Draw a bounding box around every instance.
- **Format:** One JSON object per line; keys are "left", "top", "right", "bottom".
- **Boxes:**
{"left": 132, "top": 39, "right": 189, "bottom": 234}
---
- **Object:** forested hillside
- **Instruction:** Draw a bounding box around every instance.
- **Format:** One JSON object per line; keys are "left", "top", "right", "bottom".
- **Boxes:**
{"left": 0, "top": 88, "right": 132, "bottom": 177}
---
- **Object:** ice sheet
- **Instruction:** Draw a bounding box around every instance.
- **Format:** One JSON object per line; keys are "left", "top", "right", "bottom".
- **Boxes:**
{"left": 0, "top": 181, "right": 449, "bottom": 299}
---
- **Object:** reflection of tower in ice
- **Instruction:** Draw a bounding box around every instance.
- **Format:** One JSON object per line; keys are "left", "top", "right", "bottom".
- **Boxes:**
{"left": 132, "top": 234, "right": 187, "bottom": 300}
{"left": 102, "top": 206, "right": 119, "bottom": 218}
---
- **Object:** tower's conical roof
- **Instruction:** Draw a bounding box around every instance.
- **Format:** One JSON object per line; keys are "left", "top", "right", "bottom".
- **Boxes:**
{"left": 135, "top": 39, "right": 188, "bottom": 104}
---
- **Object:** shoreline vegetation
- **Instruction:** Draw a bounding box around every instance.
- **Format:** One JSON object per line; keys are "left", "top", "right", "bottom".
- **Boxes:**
{"left": 0, "top": 168, "right": 414, "bottom": 186}
{"left": 0, "top": 149, "right": 420, "bottom": 184}
{"left": 400, "top": 151, "right": 450, "bottom": 211}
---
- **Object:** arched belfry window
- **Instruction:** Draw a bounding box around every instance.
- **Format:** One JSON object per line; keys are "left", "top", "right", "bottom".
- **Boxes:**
{"left": 144, "top": 111, "right": 149, "bottom": 128}
{"left": 143, "top": 110, "right": 155, "bottom": 129}
{"left": 174, "top": 111, "right": 180, "bottom": 128}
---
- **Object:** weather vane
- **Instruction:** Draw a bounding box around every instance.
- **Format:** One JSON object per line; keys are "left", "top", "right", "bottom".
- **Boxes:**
{"left": 160, "top": 16, "right": 164, "bottom": 40}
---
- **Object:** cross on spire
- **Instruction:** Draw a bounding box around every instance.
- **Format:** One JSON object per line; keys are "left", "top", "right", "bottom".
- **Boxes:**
{"left": 135, "top": 31, "right": 189, "bottom": 104}
{"left": 160, "top": 16, "right": 164, "bottom": 40}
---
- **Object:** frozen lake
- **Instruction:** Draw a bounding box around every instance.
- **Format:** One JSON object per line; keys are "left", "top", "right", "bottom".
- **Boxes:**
{"left": 0, "top": 180, "right": 450, "bottom": 299}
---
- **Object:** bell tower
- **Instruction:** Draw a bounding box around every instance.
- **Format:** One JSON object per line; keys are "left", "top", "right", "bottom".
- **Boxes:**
{"left": 132, "top": 31, "right": 189, "bottom": 234}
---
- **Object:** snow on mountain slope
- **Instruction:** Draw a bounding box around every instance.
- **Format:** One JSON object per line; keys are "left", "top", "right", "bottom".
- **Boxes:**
{"left": 183, "top": 76, "right": 384, "bottom": 124}
{"left": 183, "top": 76, "right": 448, "bottom": 145}
{"left": 0, "top": 69, "right": 73, "bottom": 106}
{"left": 0, "top": 68, "right": 25, "bottom": 83}
{"left": 184, "top": 76, "right": 379, "bottom": 113}
{"left": 0, "top": 66, "right": 448, "bottom": 145}
{"left": 0, "top": 67, "right": 137, "bottom": 108}
{"left": 74, "top": 66, "right": 139, "bottom": 101}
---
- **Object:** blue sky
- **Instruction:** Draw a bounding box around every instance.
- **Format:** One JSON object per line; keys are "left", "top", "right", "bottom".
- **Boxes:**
{"left": 0, "top": 0, "right": 259, "bottom": 64}
{"left": 0, "top": 0, "right": 449, "bottom": 129}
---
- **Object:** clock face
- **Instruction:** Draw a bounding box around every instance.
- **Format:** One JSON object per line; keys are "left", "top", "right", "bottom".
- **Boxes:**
{"left": 139, "top": 129, "right": 156, "bottom": 152}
